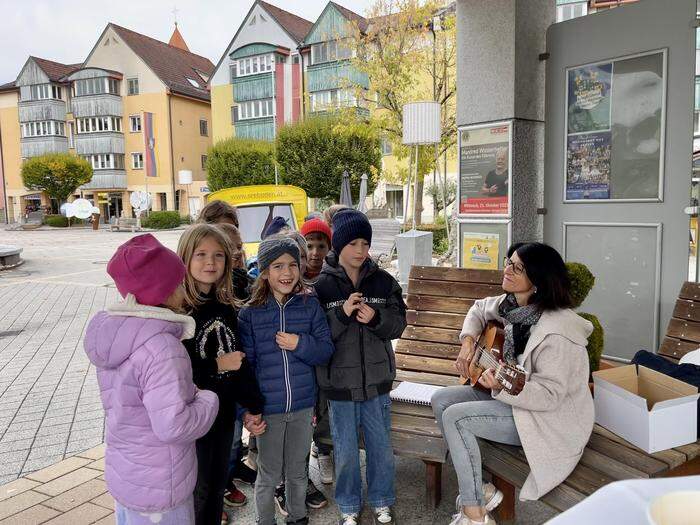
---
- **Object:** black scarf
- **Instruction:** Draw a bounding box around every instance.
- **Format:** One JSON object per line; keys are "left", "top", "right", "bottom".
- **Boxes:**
{"left": 498, "top": 294, "right": 542, "bottom": 364}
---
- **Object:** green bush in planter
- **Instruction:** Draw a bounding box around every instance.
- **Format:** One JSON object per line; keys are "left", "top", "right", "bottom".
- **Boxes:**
{"left": 44, "top": 215, "right": 68, "bottom": 227}
{"left": 566, "top": 261, "right": 603, "bottom": 373}
{"left": 142, "top": 211, "right": 181, "bottom": 230}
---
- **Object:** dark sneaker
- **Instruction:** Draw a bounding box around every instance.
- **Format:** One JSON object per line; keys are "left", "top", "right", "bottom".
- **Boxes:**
{"left": 233, "top": 460, "right": 257, "bottom": 485}
{"left": 305, "top": 480, "right": 328, "bottom": 509}
{"left": 373, "top": 506, "right": 395, "bottom": 524}
{"left": 223, "top": 485, "right": 247, "bottom": 507}
{"left": 275, "top": 483, "right": 288, "bottom": 517}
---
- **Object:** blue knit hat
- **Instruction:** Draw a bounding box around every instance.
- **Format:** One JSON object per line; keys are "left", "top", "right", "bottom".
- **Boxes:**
{"left": 262, "top": 216, "right": 289, "bottom": 239}
{"left": 257, "top": 237, "right": 300, "bottom": 273}
{"left": 331, "top": 209, "right": 372, "bottom": 254}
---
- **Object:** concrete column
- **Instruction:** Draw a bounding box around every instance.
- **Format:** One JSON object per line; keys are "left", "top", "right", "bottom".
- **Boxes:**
{"left": 456, "top": 0, "right": 554, "bottom": 241}
{"left": 122, "top": 191, "right": 132, "bottom": 218}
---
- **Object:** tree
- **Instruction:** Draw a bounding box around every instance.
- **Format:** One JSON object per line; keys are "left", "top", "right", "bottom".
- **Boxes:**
{"left": 347, "top": 0, "right": 457, "bottom": 225}
{"left": 206, "top": 138, "right": 276, "bottom": 191}
{"left": 276, "top": 115, "right": 381, "bottom": 202}
{"left": 426, "top": 179, "right": 456, "bottom": 213}
{"left": 21, "top": 153, "right": 93, "bottom": 205}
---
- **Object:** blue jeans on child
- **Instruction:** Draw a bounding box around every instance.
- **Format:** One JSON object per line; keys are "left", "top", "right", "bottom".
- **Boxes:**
{"left": 227, "top": 417, "right": 244, "bottom": 483}
{"left": 115, "top": 495, "right": 194, "bottom": 525}
{"left": 329, "top": 393, "right": 395, "bottom": 515}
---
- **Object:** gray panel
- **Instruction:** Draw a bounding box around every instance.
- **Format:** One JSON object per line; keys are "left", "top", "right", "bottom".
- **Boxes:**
{"left": 71, "top": 95, "right": 122, "bottom": 118}
{"left": 564, "top": 223, "right": 660, "bottom": 360}
{"left": 15, "top": 60, "right": 50, "bottom": 86}
{"left": 18, "top": 100, "right": 66, "bottom": 122}
{"left": 80, "top": 171, "right": 127, "bottom": 190}
{"left": 75, "top": 134, "right": 125, "bottom": 155}
{"left": 458, "top": 220, "right": 511, "bottom": 270}
{"left": 20, "top": 137, "right": 69, "bottom": 158}
{"left": 544, "top": 0, "right": 695, "bottom": 354}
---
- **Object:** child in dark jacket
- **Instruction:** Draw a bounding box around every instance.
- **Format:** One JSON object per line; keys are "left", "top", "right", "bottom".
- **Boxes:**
{"left": 313, "top": 210, "right": 407, "bottom": 525}
{"left": 238, "top": 237, "right": 335, "bottom": 525}
{"left": 178, "top": 224, "right": 266, "bottom": 525}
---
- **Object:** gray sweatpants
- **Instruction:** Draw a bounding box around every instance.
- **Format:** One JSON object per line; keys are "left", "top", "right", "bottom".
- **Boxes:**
{"left": 431, "top": 386, "right": 521, "bottom": 507}
{"left": 255, "top": 407, "right": 314, "bottom": 524}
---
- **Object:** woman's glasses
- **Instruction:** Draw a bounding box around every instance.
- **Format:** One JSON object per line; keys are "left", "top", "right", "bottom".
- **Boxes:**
{"left": 503, "top": 257, "right": 525, "bottom": 275}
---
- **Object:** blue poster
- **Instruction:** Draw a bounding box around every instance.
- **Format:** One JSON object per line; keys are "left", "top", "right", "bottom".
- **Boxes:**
{"left": 568, "top": 63, "right": 613, "bottom": 134}
{"left": 566, "top": 132, "right": 611, "bottom": 200}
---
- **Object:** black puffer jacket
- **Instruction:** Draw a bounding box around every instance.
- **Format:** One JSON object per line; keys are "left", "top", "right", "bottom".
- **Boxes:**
{"left": 313, "top": 252, "right": 407, "bottom": 401}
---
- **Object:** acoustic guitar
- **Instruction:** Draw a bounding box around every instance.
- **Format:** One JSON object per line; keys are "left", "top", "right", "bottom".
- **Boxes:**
{"left": 459, "top": 321, "right": 527, "bottom": 396}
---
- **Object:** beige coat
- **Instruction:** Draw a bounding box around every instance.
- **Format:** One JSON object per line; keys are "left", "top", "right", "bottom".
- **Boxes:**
{"left": 460, "top": 294, "right": 594, "bottom": 501}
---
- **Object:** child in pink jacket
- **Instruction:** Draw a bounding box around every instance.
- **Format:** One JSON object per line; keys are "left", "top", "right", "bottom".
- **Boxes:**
{"left": 84, "top": 234, "right": 218, "bottom": 525}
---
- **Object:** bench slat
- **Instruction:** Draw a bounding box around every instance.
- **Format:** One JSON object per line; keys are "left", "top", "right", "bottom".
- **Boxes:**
{"left": 408, "top": 279, "right": 502, "bottom": 299}
{"left": 579, "top": 447, "right": 651, "bottom": 480}
{"left": 679, "top": 281, "right": 700, "bottom": 301}
{"left": 390, "top": 400, "right": 436, "bottom": 419}
{"left": 396, "top": 369, "right": 461, "bottom": 387}
{"left": 396, "top": 339, "right": 460, "bottom": 360}
{"left": 406, "top": 294, "right": 473, "bottom": 314}
{"left": 586, "top": 433, "right": 669, "bottom": 476}
{"left": 391, "top": 413, "right": 442, "bottom": 437}
{"left": 395, "top": 354, "right": 460, "bottom": 376}
{"left": 593, "top": 424, "right": 688, "bottom": 470}
{"left": 390, "top": 431, "right": 448, "bottom": 463}
{"left": 409, "top": 266, "right": 502, "bottom": 284}
{"left": 401, "top": 325, "right": 461, "bottom": 345}
{"left": 674, "top": 441, "right": 700, "bottom": 460}
{"left": 658, "top": 336, "right": 699, "bottom": 360}
{"left": 673, "top": 299, "right": 700, "bottom": 323}
{"left": 406, "top": 310, "right": 465, "bottom": 330}
{"left": 666, "top": 318, "right": 700, "bottom": 344}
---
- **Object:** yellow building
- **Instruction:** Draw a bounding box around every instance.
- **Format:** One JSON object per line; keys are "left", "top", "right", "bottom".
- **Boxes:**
{"left": 0, "top": 23, "right": 213, "bottom": 223}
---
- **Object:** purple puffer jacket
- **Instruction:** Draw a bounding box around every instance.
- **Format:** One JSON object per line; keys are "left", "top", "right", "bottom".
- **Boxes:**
{"left": 84, "top": 296, "right": 219, "bottom": 512}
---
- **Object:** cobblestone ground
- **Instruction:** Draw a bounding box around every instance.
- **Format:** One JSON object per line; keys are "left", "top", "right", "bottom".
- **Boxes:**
{"left": 0, "top": 227, "right": 555, "bottom": 524}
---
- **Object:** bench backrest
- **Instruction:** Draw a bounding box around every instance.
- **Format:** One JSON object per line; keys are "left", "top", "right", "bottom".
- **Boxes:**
{"left": 658, "top": 281, "right": 700, "bottom": 361}
{"left": 397, "top": 265, "right": 503, "bottom": 386}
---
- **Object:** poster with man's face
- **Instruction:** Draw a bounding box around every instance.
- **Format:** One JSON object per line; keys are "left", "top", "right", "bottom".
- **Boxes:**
{"left": 459, "top": 124, "right": 510, "bottom": 215}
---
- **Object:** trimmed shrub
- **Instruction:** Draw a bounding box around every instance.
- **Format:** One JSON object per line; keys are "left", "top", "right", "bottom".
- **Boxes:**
{"left": 44, "top": 215, "right": 68, "bottom": 227}
{"left": 206, "top": 138, "right": 276, "bottom": 192}
{"left": 579, "top": 312, "right": 604, "bottom": 373}
{"left": 567, "top": 262, "right": 595, "bottom": 309}
{"left": 142, "top": 211, "right": 181, "bottom": 230}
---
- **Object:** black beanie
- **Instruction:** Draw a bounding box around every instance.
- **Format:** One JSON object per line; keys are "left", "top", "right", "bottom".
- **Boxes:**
{"left": 331, "top": 209, "right": 372, "bottom": 254}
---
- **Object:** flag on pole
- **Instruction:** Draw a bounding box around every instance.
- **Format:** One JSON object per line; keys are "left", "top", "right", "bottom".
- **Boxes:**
{"left": 143, "top": 112, "right": 157, "bottom": 178}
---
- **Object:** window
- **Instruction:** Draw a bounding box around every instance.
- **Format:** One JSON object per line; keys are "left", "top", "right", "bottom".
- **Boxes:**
{"left": 68, "top": 122, "right": 75, "bottom": 148}
{"left": 127, "top": 78, "right": 139, "bottom": 95}
{"left": 21, "top": 120, "right": 66, "bottom": 138}
{"left": 231, "top": 105, "right": 239, "bottom": 124}
{"left": 29, "top": 84, "right": 61, "bottom": 100}
{"left": 237, "top": 98, "right": 274, "bottom": 120}
{"left": 199, "top": 119, "right": 208, "bottom": 136}
{"left": 556, "top": 2, "right": 587, "bottom": 22}
{"left": 129, "top": 115, "right": 142, "bottom": 132}
{"left": 381, "top": 137, "right": 393, "bottom": 156}
{"left": 81, "top": 153, "right": 125, "bottom": 170}
{"left": 201, "top": 155, "right": 208, "bottom": 170}
{"left": 695, "top": 110, "right": 700, "bottom": 137}
{"left": 311, "top": 40, "right": 352, "bottom": 65}
{"left": 186, "top": 77, "right": 200, "bottom": 88}
{"left": 229, "top": 64, "right": 237, "bottom": 82}
{"left": 309, "top": 89, "right": 357, "bottom": 112}
{"left": 75, "top": 116, "right": 122, "bottom": 134}
{"left": 73, "top": 78, "right": 119, "bottom": 97}
{"left": 131, "top": 152, "right": 144, "bottom": 169}
{"left": 235, "top": 54, "right": 274, "bottom": 78}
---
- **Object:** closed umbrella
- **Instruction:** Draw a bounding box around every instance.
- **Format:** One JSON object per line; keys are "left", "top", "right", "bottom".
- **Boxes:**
{"left": 357, "top": 173, "right": 368, "bottom": 213}
{"left": 339, "top": 170, "right": 353, "bottom": 207}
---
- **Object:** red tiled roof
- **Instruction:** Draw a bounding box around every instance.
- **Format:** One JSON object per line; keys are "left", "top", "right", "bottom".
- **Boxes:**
{"left": 31, "top": 57, "right": 83, "bottom": 82}
{"left": 168, "top": 25, "right": 190, "bottom": 52}
{"left": 110, "top": 23, "right": 214, "bottom": 101}
{"left": 330, "top": 1, "right": 369, "bottom": 32}
{"left": 0, "top": 81, "right": 17, "bottom": 92}
{"left": 259, "top": 1, "right": 313, "bottom": 43}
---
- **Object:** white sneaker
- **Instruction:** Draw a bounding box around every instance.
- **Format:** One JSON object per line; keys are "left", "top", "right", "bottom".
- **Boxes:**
{"left": 373, "top": 506, "right": 394, "bottom": 524}
{"left": 482, "top": 483, "right": 503, "bottom": 512}
{"left": 318, "top": 453, "right": 334, "bottom": 484}
{"left": 338, "top": 513, "right": 359, "bottom": 525}
{"left": 448, "top": 512, "right": 497, "bottom": 525}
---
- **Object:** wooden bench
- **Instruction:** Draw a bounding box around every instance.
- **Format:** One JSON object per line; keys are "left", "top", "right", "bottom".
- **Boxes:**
{"left": 109, "top": 217, "right": 140, "bottom": 233}
{"left": 393, "top": 267, "right": 700, "bottom": 520}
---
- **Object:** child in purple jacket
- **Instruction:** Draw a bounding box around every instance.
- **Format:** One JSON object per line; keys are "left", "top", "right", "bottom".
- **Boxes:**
{"left": 84, "top": 234, "right": 219, "bottom": 525}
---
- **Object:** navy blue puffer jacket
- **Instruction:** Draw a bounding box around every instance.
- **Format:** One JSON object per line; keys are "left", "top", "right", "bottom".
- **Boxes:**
{"left": 238, "top": 293, "right": 335, "bottom": 415}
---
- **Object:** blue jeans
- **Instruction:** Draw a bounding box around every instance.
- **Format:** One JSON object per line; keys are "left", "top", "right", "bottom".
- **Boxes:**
{"left": 227, "top": 417, "right": 244, "bottom": 483}
{"left": 329, "top": 394, "right": 395, "bottom": 515}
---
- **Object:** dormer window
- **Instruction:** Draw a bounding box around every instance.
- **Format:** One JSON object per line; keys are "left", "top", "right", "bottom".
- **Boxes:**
{"left": 186, "top": 78, "right": 200, "bottom": 88}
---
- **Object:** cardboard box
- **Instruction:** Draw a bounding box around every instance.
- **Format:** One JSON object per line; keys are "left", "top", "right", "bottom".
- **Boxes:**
{"left": 593, "top": 365, "right": 699, "bottom": 453}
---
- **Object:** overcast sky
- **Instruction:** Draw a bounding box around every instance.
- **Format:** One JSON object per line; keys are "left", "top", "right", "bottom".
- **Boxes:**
{"left": 0, "top": 0, "right": 376, "bottom": 83}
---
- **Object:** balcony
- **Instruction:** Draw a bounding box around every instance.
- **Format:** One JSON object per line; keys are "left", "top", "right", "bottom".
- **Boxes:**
{"left": 232, "top": 73, "right": 274, "bottom": 103}
{"left": 80, "top": 170, "right": 127, "bottom": 190}
{"left": 74, "top": 133, "right": 125, "bottom": 155}
{"left": 71, "top": 94, "right": 122, "bottom": 118}
{"left": 18, "top": 99, "right": 66, "bottom": 122}
{"left": 20, "top": 136, "right": 68, "bottom": 158}
{"left": 306, "top": 61, "right": 369, "bottom": 92}
{"left": 235, "top": 117, "right": 275, "bottom": 141}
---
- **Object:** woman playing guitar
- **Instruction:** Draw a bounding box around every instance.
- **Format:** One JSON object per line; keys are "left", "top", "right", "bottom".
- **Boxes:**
{"left": 432, "top": 242, "right": 594, "bottom": 525}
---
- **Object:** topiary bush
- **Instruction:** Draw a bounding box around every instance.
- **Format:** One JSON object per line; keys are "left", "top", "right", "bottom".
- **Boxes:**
{"left": 566, "top": 261, "right": 603, "bottom": 374}
{"left": 44, "top": 215, "right": 68, "bottom": 227}
{"left": 142, "top": 211, "right": 181, "bottom": 230}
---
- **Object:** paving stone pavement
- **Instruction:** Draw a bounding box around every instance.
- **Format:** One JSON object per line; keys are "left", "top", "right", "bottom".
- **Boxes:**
{"left": 0, "top": 228, "right": 557, "bottom": 523}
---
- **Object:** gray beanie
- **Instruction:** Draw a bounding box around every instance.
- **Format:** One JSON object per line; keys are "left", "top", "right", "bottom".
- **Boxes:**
{"left": 257, "top": 237, "right": 300, "bottom": 273}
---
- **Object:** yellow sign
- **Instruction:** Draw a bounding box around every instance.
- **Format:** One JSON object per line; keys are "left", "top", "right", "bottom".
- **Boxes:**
{"left": 462, "top": 232, "right": 500, "bottom": 270}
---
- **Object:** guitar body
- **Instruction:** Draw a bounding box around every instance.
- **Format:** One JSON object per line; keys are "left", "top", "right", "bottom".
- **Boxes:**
{"left": 460, "top": 321, "right": 527, "bottom": 396}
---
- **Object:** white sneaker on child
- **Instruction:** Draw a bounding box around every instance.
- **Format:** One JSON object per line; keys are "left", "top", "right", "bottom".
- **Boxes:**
{"left": 448, "top": 512, "right": 497, "bottom": 525}
{"left": 318, "top": 453, "right": 334, "bottom": 484}
{"left": 338, "top": 513, "right": 359, "bottom": 525}
{"left": 374, "top": 506, "right": 394, "bottom": 524}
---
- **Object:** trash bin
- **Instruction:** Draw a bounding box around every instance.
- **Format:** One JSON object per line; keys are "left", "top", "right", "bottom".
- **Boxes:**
{"left": 91, "top": 213, "right": 100, "bottom": 230}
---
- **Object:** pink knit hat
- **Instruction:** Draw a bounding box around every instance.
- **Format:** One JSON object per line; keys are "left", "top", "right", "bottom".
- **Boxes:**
{"left": 107, "top": 234, "right": 185, "bottom": 306}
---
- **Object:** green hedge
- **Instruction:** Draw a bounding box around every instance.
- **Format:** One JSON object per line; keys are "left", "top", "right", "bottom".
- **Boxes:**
{"left": 566, "top": 262, "right": 603, "bottom": 373}
{"left": 403, "top": 223, "right": 448, "bottom": 253}
{"left": 142, "top": 211, "right": 181, "bottom": 230}
{"left": 579, "top": 312, "right": 604, "bottom": 374}
{"left": 43, "top": 215, "right": 85, "bottom": 227}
